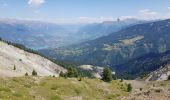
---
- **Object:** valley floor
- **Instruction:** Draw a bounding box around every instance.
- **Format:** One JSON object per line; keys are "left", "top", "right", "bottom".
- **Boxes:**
{"left": 0, "top": 77, "right": 128, "bottom": 100}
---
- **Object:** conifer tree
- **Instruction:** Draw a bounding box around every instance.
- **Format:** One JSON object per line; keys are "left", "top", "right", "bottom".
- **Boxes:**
{"left": 32, "top": 69, "right": 37, "bottom": 76}
{"left": 102, "top": 67, "right": 112, "bottom": 82}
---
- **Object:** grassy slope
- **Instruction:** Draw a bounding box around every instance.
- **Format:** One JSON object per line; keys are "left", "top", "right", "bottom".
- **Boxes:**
{"left": 0, "top": 77, "right": 128, "bottom": 100}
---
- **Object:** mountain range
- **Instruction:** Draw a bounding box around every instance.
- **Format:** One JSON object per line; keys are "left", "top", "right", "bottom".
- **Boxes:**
{"left": 0, "top": 18, "right": 144, "bottom": 50}
{"left": 40, "top": 19, "right": 170, "bottom": 68}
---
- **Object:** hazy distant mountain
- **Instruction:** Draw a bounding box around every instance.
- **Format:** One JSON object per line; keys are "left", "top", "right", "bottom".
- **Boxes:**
{"left": 0, "top": 18, "right": 144, "bottom": 50}
{"left": 40, "top": 19, "right": 170, "bottom": 68}
{"left": 0, "top": 18, "right": 70, "bottom": 49}
{"left": 74, "top": 18, "right": 145, "bottom": 41}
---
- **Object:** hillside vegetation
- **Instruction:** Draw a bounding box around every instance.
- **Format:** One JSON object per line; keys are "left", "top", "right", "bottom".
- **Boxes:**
{"left": 0, "top": 77, "right": 129, "bottom": 100}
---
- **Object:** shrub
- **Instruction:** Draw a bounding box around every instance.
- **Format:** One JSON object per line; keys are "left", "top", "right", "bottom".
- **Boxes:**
{"left": 78, "top": 76, "right": 82, "bottom": 81}
{"left": 120, "top": 78, "right": 123, "bottom": 82}
{"left": 155, "top": 89, "right": 162, "bottom": 93}
{"left": 140, "top": 88, "right": 143, "bottom": 91}
{"left": 13, "top": 93, "right": 22, "bottom": 97}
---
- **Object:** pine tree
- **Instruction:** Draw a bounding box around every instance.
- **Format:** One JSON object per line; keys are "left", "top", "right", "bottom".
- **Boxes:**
{"left": 32, "top": 69, "right": 37, "bottom": 76}
{"left": 59, "top": 71, "right": 64, "bottom": 77}
{"left": 127, "top": 84, "right": 132, "bottom": 92}
{"left": 168, "top": 75, "right": 170, "bottom": 80}
{"left": 102, "top": 67, "right": 112, "bottom": 82}
{"left": 67, "top": 67, "right": 78, "bottom": 78}
{"left": 25, "top": 72, "right": 28, "bottom": 76}
{"left": 13, "top": 65, "right": 16, "bottom": 70}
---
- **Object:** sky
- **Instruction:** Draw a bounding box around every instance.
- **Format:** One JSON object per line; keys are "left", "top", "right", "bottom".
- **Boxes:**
{"left": 1, "top": 0, "right": 170, "bottom": 23}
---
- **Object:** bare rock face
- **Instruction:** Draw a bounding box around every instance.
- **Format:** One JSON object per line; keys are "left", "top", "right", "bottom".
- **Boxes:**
{"left": 0, "top": 41, "right": 66, "bottom": 77}
{"left": 146, "top": 64, "right": 170, "bottom": 81}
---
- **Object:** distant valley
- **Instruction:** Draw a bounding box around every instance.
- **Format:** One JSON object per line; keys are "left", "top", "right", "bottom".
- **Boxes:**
{"left": 0, "top": 18, "right": 144, "bottom": 50}
{"left": 40, "top": 19, "right": 170, "bottom": 67}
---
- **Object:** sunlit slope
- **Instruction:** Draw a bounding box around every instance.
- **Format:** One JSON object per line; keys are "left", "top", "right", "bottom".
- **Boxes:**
{"left": 0, "top": 77, "right": 128, "bottom": 100}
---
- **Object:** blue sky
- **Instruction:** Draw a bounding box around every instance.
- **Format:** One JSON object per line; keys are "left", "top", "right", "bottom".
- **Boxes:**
{"left": 1, "top": 0, "right": 170, "bottom": 23}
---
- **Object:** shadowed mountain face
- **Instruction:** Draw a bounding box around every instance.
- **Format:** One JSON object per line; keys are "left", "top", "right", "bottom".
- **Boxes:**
{"left": 114, "top": 51, "right": 170, "bottom": 79}
{"left": 39, "top": 19, "right": 170, "bottom": 68}
{"left": 0, "top": 18, "right": 143, "bottom": 50}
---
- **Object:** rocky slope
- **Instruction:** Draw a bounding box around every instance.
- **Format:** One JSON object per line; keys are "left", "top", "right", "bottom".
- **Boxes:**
{"left": 78, "top": 65, "right": 104, "bottom": 78}
{"left": 0, "top": 41, "right": 66, "bottom": 77}
{"left": 146, "top": 64, "right": 170, "bottom": 81}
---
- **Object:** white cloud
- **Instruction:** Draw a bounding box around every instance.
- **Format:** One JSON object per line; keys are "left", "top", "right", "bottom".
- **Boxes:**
{"left": 138, "top": 9, "right": 158, "bottom": 17}
{"left": 76, "top": 17, "right": 115, "bottom": 23}
{"left": 168, "top": 7, "right": 170, "bottom": 10}
{"left": 119, "top": 16, "right": 137, "bottom": 20}
{"left": 40, "top": 17, "right": 117, "bottom": 24}
{"left": 138, "top": 9, "right": 159, "bottom": 19}
{"left": 28, "top": 0, "right": 45, "bottom": 7}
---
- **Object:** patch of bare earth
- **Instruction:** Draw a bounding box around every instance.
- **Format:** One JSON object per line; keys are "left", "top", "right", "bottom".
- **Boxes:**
{"left": 64, "top": 96, "right": 83, "bottom": 100}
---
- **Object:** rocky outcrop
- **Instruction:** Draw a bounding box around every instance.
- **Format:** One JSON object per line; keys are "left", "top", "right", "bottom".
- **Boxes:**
{"left": 146, "top": 64, "right": 170, "bottom": 81}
